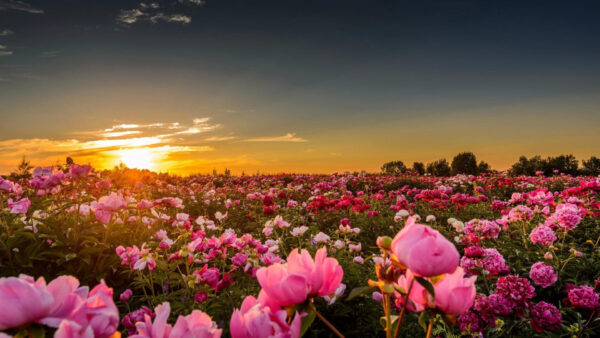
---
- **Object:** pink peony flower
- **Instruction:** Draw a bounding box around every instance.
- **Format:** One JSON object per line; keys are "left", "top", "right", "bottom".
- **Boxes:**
{"left": 508, "top": 205, "right": 534, "bottom": 222}
{"left": 69, "top": 164, "right": 92, "bottom": 179}
{"left": 530, "top": 301, "right": 562, "bottom": 332}
{"left": 529, "top": 262, "right": 558, "bottom": 288}
{"left": 170, "top": 310, "right": 222, "bottom": 338}
{"left": 122, "top": 306, "right": 154, "bottom": 335}
{"left": 0, "top": 275, "right": 54, "bottom": 330}
{"left": 463, "top": 219, "right": 501, "bottom": 239}
{"left": 256, "top": 247, "right": 343, "bottom": 306}
{"left": 132, "top": 302, "right": 172, "bottom": 338}
{"left": 7, "top": 197, "right": 31, "bottom": 214}
{"left": 530, "top": 225, "right": 557, "bottom": 246}
{"left": 120, "top": 289, "right": 133, "bottom": 302}
{"left": 230, "top": 291, "right": 302, "bottom": 338}
{"left": 68, "top": 280, "right": 119, "bottom": 337}
{"left": 495, "top": 275, "right": 535, "bottom": 313}
{"left": 38, "top": 275, "right": 89, "bottom": 327}
{"left": 568, "top": 285, "right": 599, "bottom": 309}
{"left": 390, "top": 217, "right": 459, "bottom": 277}
{"left": 545, "top": 203, "right": 581, "bottom": 230}
{"left": 434, "top": 267, "right": 477, "bottom": 315}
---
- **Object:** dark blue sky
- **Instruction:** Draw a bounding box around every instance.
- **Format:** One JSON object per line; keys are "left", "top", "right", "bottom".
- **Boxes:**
{"left": 0, "top": 0, "right": 599, "bottom": 173}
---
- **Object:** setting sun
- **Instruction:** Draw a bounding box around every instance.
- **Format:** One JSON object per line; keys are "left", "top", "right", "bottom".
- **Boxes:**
{"left": 115, "top": 148, "right": 158, "bottom": 171}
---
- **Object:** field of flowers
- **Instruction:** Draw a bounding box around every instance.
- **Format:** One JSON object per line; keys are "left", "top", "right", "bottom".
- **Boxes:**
{"left": 1, "top": 164, "right": 599, "bottom": 337}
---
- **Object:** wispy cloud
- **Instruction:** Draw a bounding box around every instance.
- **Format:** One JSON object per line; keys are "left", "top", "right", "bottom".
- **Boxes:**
{"left": 243, "top": 133, "right": 308, "bottom": 143}
{"left": 204, "top": 136, "right": 237, "bottom": 142}
{"left": 0, "top": 51, "right": 13, "bottom": 56}
{"left": 0, "top": 0, "right": 44, "bottom": 14}
{"left": 117, "top": 1, "right": 201, "bottom": 26}
{"left": 101, "top": 130, "right": 142, "bottom": 138}
{"left": 0, "top": 29, "right": 14, "bottom": 36}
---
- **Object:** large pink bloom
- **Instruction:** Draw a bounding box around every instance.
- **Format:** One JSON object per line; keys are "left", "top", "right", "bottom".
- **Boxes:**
{"left": 68, "top": 280, "right": 119, "bottom": 338}
{"left": 433, "top": 267, "right": 477, "bottom": 315}
{"left": 0, "top": 275, "right": 54, "bottom": 330}
{"left": 230, "top": 291, "right": 302, "bottom": 338}
{"left": 391, "top": 217, "right": 459, "bottom": 277}
{"left": 256, "top": 247, "right": 343, "bottom": 306}
{"left": 93, "top": 193, "right": 128, "bottom": 223}
{"left": 171, "top": 310, "right": 222, "bottom": 338}
{"left": 396, "top": 267, "right": 476, "bottom": 316}
{"left": 38, "top": 275, "right": 89, "bottom": 327}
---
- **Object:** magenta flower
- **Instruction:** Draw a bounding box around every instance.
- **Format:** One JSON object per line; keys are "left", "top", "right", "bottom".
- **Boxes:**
{"left": 120, "top": 289, "right": 133, "bottom": 302}
{"left": 529, "top": 262, "right": 558, "bottom": 288}
{"left": 568, "top": 285, "right": 599, "bottom": 309}
{"left": 530, "top": 301, "right": 562, "bottom": 332}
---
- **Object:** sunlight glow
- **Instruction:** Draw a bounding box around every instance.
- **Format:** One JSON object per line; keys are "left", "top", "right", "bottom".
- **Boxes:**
{"left": 116, "top": 148, "right": 158, "bottom": 170}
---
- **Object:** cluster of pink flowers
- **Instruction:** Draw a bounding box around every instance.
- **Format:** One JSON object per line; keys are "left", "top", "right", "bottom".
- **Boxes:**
{"left": 0, "top": 275, "right": 118, "bottom": 337}
{"left": 389, "top": 217, "right": 477, "bottom": 318}
{"left": 461, "top": 247, "right": 510, "bottom": 277}
{"left": 256, "top": 247, "right": 343, "bottom": 306}
{"left": 508, "top": 205, "right": 534, "bottom": 222}
{"left": 131, "top": 302, "right": 222, "bottom": 337}
{"left": 463, "top": 218, "right": 501, "bottom": 239}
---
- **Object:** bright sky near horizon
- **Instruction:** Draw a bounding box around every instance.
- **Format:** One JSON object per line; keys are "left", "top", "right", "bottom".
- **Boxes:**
{"left": 1, "top": 0, "right": 599, "bottom": 175}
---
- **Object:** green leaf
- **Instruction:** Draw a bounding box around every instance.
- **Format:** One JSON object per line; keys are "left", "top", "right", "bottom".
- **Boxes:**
{"left": 65, "top": 253, "right": 77, "bottom": 261}
{"left": 415, "top": 276, "right": 435, "bottom": 298}
{"left": 345, "top": 285, "right": 378, "bottom": 301}
{"left": 418, "top": 311, "right": 429, "bottom": 332}
{"left": 299, "top": 306, "right": 316, "bottom": 337}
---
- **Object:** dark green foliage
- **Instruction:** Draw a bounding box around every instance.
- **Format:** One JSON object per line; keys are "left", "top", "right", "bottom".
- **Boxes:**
{"left": 451, "top": 152, "right": 478, "bottom": 175}
{"left": 426, "top": 159, "right": 451, "bottom": 176}
{"left": 381, "top": 161, "right": 407, "bottom": 175}
{"left": 582, "top": 156, "right": 600, "bottom": 175}
{"left": 412, "top": 162, "right": 425, "bottom": 175}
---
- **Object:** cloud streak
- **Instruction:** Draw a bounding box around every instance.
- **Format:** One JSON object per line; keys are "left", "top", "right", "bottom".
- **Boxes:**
{"left": 0, "top": 0, "right": 43, "bottom": 14}
{"left": 243, "top": 133, "right": 308, "bottom": 143}
{"left": 116, "top": 1, "right": 200, "bottom": 26}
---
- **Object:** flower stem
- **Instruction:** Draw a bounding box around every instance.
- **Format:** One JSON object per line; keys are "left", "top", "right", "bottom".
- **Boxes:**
{"left": 309, "top": 302, "right": 345, "bottom": 338}
{"left": 394, "top": 277, "right": 415, "bottom": 338}
{"left": 384, "top": 293, "right": 392, "bottom": 338}
{"left": 426, "top": 315, "right": 434, "bottom": 338}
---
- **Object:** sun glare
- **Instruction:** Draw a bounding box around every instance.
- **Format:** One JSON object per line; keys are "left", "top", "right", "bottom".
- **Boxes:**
{"left": 116, "top": 148, "right": 157, "bottom": 170}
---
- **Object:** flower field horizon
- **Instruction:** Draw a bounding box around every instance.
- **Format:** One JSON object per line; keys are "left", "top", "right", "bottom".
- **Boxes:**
{"left": 1, "top": 163, "right": 599, "bottom": 337}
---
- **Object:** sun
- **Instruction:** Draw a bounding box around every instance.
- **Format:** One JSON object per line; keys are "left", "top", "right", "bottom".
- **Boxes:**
{"left": 116, "top": 148, "right": 157, "bottom": 170}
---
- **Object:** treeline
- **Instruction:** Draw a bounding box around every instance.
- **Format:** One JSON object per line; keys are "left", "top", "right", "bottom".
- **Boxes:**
{"left": 382, "top": 152, "right": 600, "bottom": 176}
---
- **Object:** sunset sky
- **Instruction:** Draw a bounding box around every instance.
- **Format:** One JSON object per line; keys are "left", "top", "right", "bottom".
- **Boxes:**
{"left": 1, "top": 0, "right": 599, "bottom": 175}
